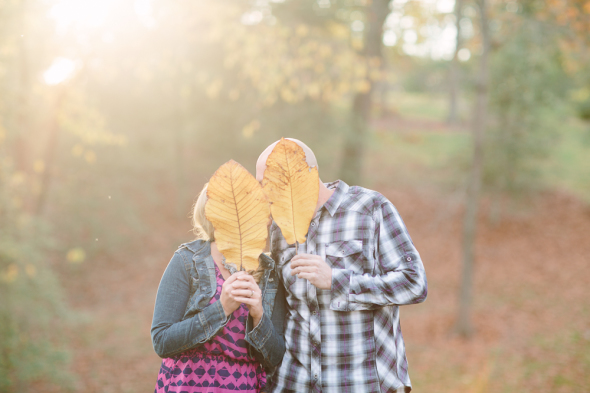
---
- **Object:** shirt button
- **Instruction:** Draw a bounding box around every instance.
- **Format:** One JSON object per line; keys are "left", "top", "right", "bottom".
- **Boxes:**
{"left": 312, "top": 310, "right": 317, "bottom": 315}
{"left": 406, "top": 256, "right": 412, "bottom": 261}
{"left": 311, "top": 222, "right": 315, "bottom": 226}
{"left": 314, "top": 374, "right": 318, "bottom": 379}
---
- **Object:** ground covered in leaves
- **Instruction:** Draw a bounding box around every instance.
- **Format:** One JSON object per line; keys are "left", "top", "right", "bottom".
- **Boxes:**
{"left": 54, "top": 184, "right": 590, "bottom": 393}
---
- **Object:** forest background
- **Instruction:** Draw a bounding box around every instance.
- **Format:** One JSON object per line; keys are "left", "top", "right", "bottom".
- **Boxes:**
{"left": 1, "top": 0, "right": 589, "bottom": 392}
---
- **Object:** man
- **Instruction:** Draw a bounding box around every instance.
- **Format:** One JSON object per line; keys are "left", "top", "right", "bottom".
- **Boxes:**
{"left": 256, "top": 139, "right": 427, "bottom": 393}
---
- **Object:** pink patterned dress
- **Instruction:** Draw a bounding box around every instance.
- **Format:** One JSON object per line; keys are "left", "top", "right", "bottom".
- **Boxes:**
{"left": 154, "top": 265, "right": 267, "bottom": 393}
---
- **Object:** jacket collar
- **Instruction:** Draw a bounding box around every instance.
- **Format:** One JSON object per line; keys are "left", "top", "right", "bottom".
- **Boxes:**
{"left": 180, "top": 239, "right": 210, "bottom": 258}
{"left": 182, "top": 240, "right": 275, "bottom": 270}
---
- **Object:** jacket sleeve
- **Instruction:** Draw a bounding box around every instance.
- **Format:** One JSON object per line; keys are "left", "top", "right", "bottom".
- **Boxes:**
{"left": 244, "top": 276, "right": 286, "bottom": 369}
{"left": 151, "top": 252, "right": 230, "bottom": 358}
{"left": 329, "top": 201, "right": 428, "bottom": 311}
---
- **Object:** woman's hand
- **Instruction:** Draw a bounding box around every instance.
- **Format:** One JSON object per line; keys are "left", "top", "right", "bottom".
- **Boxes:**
{"left": 231, "top": 274, "right": 264, "bottom": 327}
{"left": 220, "top": 272, "right": 247, "bottom": 317}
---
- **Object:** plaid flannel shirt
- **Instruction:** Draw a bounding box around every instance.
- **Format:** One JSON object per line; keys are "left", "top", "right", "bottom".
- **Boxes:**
{"left": 268, "top": 180, "right": 427, "bottom": 393}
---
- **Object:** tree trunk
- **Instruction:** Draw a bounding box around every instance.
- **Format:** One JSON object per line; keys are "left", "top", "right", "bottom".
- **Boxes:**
{"left": 447, "top": 0, "right": 463, "bottom": 125}
{"left": 15, "top": 0, "right": 30, "bottom": 176}
{"left": 455, "top": 0, "right": 490, "bottom": 338}
{"left": 35, "top": 89, "right": 66, "bottom": 217}
{"left": 174, "top": 106, "right": 187, "bottom": 220}
{"left": 338, "top": 0, "right": 389, "bottom": 185}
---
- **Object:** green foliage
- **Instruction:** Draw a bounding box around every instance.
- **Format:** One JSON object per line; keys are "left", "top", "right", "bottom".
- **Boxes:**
{"left": 0, "top": 158, "right": 74, "bottom": 392}
{"left": 573, "top": 87, "right": 590, "bottom": 121}
{"left": 484, "top": 18, "right": 568, "bottom": 197}
{"left": 577, "top": 97, "right": 590, "bottom": 120}
{"left": 502, "top": 329, "right": 590, "bottom": 392}
{"left": 541, "top": 116, "right": 590, "bottom": 203}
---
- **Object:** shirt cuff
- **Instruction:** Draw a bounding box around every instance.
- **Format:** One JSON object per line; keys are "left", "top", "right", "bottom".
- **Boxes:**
{"left": 245, "top": 312, "right": 272, "bottom": 356}
{"left": 330, "top": 268, "right": 351, "bottom": 311}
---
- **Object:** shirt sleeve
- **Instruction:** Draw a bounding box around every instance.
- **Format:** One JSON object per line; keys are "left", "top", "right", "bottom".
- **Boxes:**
{"left": 330, "top": 201, "right": 428, "bottom": 311}
{"left": 151, "top": 252, "right": 230, "bottom": 358}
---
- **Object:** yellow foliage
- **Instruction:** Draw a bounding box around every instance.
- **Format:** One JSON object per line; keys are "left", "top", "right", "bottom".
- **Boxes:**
{"left": 327, "top": 22, "right": 349, "bottom": 39}
{"left": 355, "top": 79, "right": 371, "bottom": 94}
{"left": 369, "top": 69, "right": 383, "bottom": 81}
{"left": 84, "top": 150, "right": 96, "bottom": 164}
{"left": 307, "top": 83, "right": 321, "bottom": 99}
{"left": 262, "top": 138, "right": 319, "bottom": 245}
{"left": 12, "top": 197, "right": 22, "bottom": 209}
{"left": 338, "top": 81, "right": 350, "bottom": 94}
{"left": 314, "top": 63, "right": 326, "bottom": 74}
{"left": 66, "top": 247, "right": 86, "bottom": 264}
{"left": 25, "top": 264, "right": 37, "bottom": 277}
{"left": 1, "top": 264, "right": 18, "bottom": 283}
{"left": 196, "top": 71, "right": 209, "bottom": 84}
{"left": 318, "top": 44, "right": 333, "bottom": 58}
{"left": 11, "top": 172, "right": 25, "bottom": 185}
{"left": 466, "top": 360, "right": 493, "bottom": 393}
{"left": 223, "top": 55, "right": 238, "bottom": 69}
{"left": 242, "top": 119, "right": 260, "bottom": 138}
{"left": 296, "top": 25, "right": 309, "bottom": 37}
{"left": 571, "top": 87, "right": 590, "bottom": 103}
{"left": 206, "top": 79, "right": 223, "bottom": 99}
{"left": 228, "top": 89, "right": 240, "bottom": 101}
{"left": 354, "top": 63, "right": 368, "bottom": 78}
{"left": 33, "top": 160, "right": 45, "bottom": 174}
{"left": 280, "top": 87, "right": 296, "bottom": 103}
{"left": 262, "top": 94, "right": 277, "bottom": 107}
{"left": 369, "top": 56, "right": 382, "bottom": 68}
{"left": 72, "top": 144, "right": 84, "bottom": 157}
{"left": 206, "top": 160, "right": 270, "bottom": 271}
{"left": 180, "top": 86, "right": 191, "bottom": 99}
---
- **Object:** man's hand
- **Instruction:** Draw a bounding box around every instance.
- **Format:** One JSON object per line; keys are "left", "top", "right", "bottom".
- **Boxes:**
{"left": 290, "top": 253, "right": 332, "bottom": 289}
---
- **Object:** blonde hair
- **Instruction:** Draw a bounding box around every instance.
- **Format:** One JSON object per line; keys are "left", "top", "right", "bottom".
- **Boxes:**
{"left": 192, "top": 183, "right": 215, "bottom": 241}
{"left": 191, "top": 182, "right": 265, "bottom": 283}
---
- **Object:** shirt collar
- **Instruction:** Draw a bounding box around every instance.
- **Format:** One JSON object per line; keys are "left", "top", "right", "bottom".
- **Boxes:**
{"left": 321, "top": 180, "right": 349, "bottom": 217}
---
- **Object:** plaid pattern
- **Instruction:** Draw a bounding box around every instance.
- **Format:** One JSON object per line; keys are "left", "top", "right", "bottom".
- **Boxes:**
{"left": 269, "top": 180, "right": 427, "bottom": 393}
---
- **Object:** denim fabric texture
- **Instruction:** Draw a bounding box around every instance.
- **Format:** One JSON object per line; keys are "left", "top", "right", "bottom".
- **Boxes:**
{"left": 151, "top": 239, "right": 286, "bottom": 370}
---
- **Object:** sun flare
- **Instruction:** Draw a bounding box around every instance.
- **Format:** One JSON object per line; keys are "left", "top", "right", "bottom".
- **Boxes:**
{"left": 43, "top": 57, "right": 76, "bottom": 85}
{"left": 48, "top": 0, "right": 155, "bottom": 34}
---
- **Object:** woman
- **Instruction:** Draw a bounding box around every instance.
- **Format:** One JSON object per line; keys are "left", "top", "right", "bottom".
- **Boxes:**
{"left": 151, "top": 184, "right": 286, "bottom": 393}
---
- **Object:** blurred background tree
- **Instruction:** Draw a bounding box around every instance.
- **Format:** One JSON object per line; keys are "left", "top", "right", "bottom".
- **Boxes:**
{"left": 0, "top": 0, "right": 589, "bottom": 391}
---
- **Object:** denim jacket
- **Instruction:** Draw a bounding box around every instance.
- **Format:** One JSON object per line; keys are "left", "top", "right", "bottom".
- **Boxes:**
{"left": 151, "top": 240, "right": 286, "bottom": 370}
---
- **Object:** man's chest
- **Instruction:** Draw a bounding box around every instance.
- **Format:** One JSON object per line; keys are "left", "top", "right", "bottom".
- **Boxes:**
{"left": 272, "top": 211, "right": 378, "bottom": 299}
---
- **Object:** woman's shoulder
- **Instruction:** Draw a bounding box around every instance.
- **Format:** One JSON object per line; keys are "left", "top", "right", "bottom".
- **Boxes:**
{"left": 165, "top": 239, "right": 210, "bottom": 276}
{"left": 177, "top": 239, "right": 208, "bottom": 253}
{"left": 175, "top": 239, "right": 209, "bottom": 259}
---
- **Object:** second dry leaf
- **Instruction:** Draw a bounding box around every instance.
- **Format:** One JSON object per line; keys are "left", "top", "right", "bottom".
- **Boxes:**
{"left": 262, "top": 138, "right": 319, "bottom": 245}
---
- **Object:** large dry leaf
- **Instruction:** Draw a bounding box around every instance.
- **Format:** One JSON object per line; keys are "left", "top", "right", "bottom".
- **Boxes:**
{"left": 205, "top": 160, "right": 270, "bottom": 271}
{"left": 262, "top": 138, "right": 319, "bottom": 245}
